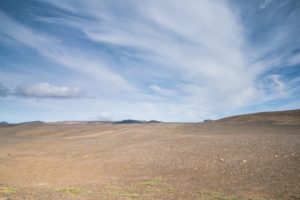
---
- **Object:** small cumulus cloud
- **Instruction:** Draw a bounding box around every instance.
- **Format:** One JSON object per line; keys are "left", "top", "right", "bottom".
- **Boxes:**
{"left": 15, "top": 82, "right": 83, "bottom": 98}
{"left": 96, "top": 111, "right": 115, "bottom": 121}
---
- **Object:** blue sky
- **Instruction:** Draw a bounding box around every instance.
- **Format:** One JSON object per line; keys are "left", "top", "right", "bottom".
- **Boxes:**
{"left": 0, "top": 0, "right": 300, "bottom": 122}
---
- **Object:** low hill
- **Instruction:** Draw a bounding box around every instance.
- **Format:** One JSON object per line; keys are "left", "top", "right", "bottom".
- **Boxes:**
{"left": 217, "top": 109, "right": 300, "bottom": 125}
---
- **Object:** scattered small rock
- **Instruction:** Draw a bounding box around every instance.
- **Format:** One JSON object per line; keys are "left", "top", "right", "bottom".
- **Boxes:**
{"left": 242, "top": 160, "right": 247, "bottom": 163}
{"left": 219, "top": 158, "right": 224, "bottom": 162}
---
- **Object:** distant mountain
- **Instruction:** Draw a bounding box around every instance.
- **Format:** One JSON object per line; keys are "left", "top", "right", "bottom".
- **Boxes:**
{"left": 0, "top": 120, "right": 162, "bottom": 126}
{"left": 0, "top": 121, "right": 15, "bottom": 127}
{"left": 18, "top": 121, "right": 44, "bottom": 125}
{"left": 113, "top": 119, "right": 144, "bottom": 124}
{"left": 147, "top": 120, "right": 161, "bottom": 123}
{"left": 0, "top": 121, "right": 9, "bottom": 126}
{"left": 217, "top": 109, "right": 300, "bottom": 125}
{"left": 113, "top": 119, "right": 162, "bottom": 124}
{"left": 0, "top": 121, "right": 45, "bottom": 127}
{"left": 203, "top": 119, "right": 213, "bottom": 123}
{"left": 86, "top": 121, "right": 112, "bottom": 124}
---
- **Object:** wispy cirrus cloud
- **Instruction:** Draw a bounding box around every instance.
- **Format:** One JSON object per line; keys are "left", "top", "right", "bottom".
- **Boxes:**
{"left": 0, "top": 0, "right": 299, "bottom": 122}
{"left": 40, "top": 0, "right": 256, "bottom": 112}
{"left": 0, "top": 10, "right": 135, "bottom": 94}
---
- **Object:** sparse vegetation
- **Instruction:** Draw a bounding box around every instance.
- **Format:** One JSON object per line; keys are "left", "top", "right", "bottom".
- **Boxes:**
{"left": 106, "top": 187, "right": 139, "bottom": 199}
{"left": 196, "top": 190, "right": 237, "bottom": 200}
{"left": 105, "top": 178, "right": 176, "bottom": 199}
{"left": 0, "top": 186, "right": 17, "bottom": 194}
{"left": 140, "top": 178, "right": 161, "bottom": 186}
{"left": 55, "top": 188, "right": 89, "bottom": 195}
{"left": 196, "top": 190, "right": 266, "bottom": 200}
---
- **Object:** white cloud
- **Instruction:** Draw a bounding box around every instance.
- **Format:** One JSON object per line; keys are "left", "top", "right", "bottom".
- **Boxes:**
{"left": 1, "top": 1, "right": 298, "bottom": 121}
{"left": 96, "top": 111, "right": 115, "bottom": 121}
{"left": 15, "top": 82, "right": 83, "bottom": 98}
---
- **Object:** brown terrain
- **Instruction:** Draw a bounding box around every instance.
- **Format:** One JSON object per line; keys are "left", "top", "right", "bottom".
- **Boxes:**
{"left": 0, "top": 110, "right": 300, "bottom": 200}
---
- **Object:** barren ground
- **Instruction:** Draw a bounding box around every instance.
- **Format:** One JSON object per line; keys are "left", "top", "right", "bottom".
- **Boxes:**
{"left": 0, "top": 113, "right": 300, "bottom": 199}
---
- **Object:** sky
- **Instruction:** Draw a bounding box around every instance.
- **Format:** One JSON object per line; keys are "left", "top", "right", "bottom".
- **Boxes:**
{"left": 0, "top": 0, "right": 300, "bottom": 123}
